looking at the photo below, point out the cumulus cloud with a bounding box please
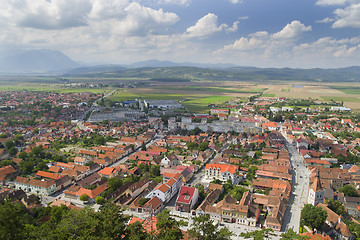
[316,17,335,23]
[332,3,360,28]
[214,21,315,66]
[293,37,360,58]
[185,13,238,38]
[272,20,311,39]
[14,0,92,30]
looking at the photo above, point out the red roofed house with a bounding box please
[205,163,239,184]
[99,167,118,178]
[262,122,278,131]
[176,186,199,212]
[0,165,17,185]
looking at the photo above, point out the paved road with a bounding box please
[281,134,309,232]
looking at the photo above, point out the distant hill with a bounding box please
[63,65,360,82]
[128,59,239,69]
[0,49,80,73]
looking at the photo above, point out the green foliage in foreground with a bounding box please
[0,201,234,240]
[300,204,327,231]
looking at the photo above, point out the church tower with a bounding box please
[307,170,324,206]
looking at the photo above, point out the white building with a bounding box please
[14,176,56,196]
[205,163,238,184]
[146,173,182,203]
[307,171,324,206]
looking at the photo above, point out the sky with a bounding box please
[1,0,360,68]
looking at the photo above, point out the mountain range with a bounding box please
[1,49,360,82]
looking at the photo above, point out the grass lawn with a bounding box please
[281,88,290,92]
[182,96,234,113]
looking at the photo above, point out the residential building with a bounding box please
[176,186,199,212]
[14,176,56,196]
[205,163,239,184]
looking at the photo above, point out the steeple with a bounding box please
[310,170,322,191]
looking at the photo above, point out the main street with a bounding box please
[281,133,310,232]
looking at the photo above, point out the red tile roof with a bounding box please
[176,186,196,204]
[205,163,238,175]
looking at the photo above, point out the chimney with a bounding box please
[338,215,342,224]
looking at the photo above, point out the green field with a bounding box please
[261,94,275,97]
[321,96,360,102]
[281,88,290,92]
[182,96,234,113]
[329,86,360,95]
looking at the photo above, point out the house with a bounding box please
[0,165,17,185]
[14,176,56,196]
[146,173,182,203]
[205,163,239,184]
[317,203,354,240]
[98,167,118,178]
[161,153,180,167]
[74,157,89,166]
[176,186,199,212]
[142,196,163,215]
[64,184,108,202]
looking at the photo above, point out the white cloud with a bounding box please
[332,3,360,28]
[89,0,129,20]
[316,17,335,23]
[157,0,192,6]
[316,0,356,6]
[229,0,243,3]
[185,13,238,38]
[271,20,311,39]
[14,0,92,30]
[293,37,360,59]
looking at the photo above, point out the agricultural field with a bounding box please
[1,76,360,112]
[108,81,261,112]
[262,83,360,112]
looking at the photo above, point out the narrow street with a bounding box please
[281,134,309,232]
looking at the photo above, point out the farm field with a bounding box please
[1,77,360,112]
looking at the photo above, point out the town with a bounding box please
[1,90,360,240]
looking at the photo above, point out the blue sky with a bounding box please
[0,0,360,68]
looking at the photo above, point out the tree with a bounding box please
[141,141,147,151]
[280,229,310,240]
[325,199,347,216]
[239,228,275,240]
[188,214,233,240]
[0,201,33,240]
[108,177,123,191]
[80,194,89,202]
[138,198,149,207]
[273,114,283,122]
[198,142,209,151]
[94,203,129,239]
[156,209,186,240]
[127,221,150,240]
[340,184,359,197]
[95,196,105,205]
[247,166,258,181]
[150,165,160,177]
[300,204,327,231]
